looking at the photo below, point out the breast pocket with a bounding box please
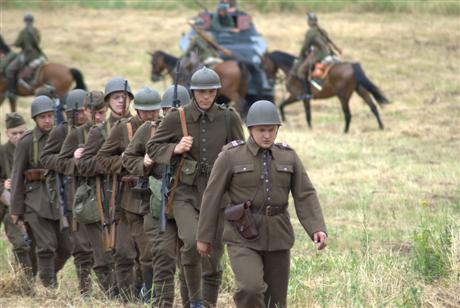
[232,164,257,187]
[275,163,294,187]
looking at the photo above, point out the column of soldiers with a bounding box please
[1,66,327,308]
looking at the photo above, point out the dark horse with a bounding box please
[149,50,249,114]
[262,50,390,133]
[0,35,86,112]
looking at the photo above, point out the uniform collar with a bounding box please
[189,100,218,122]
[247,136,276,159]
[33,125,47,140]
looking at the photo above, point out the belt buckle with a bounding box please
[265,205,272,216]
[200,163,209,176]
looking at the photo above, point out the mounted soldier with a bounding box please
[5,13,46,100]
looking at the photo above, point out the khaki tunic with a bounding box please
[299,26,331,61]
[14,25,42,63]
[197,137,327,250]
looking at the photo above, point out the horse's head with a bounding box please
[149,50,167,82]
[261,52,279,84]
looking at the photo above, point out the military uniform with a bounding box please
[211,4,237,32]
[0,131,37,280]
[146,69,245,305]
[197,100,327,308]
[299,27,331,63]
[10,97,72,288]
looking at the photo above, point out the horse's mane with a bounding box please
[267,50,296,69]
[156,50,178,67]
[0,34,11,54]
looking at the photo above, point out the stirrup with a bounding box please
[310,80,323,91]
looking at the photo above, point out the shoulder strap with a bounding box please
[32,131,39,165]
[126,122,134,142]
[224,107,231,143]
[149,122,156,138]
[178,108,189,137]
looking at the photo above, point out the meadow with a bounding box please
[0,4,459,307]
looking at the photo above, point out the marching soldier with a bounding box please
[5,13,43,100]
[146,67,245,308]
[57,90,116,296]
[0,113,37,283]
[123,84,190,307]
[40,88,96,296]
[78,77,141,301]
[197,100,327,308]
[96,86,162,302]
[10,96,72,289]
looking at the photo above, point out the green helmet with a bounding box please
[65,89,87,112]
[104,77,134,102]
[306,12,318,23]
[31,95,54,118]
[190,67,221,90]
[84,91,106,110]
[133,87,162,111]
[161,85,191,108]
[24,13,34,23]
[245,100,282,127]
[34,84,56,98]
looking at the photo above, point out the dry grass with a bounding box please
[0,7,459,307]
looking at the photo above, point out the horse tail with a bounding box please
[70,68,87,90]
[352,63,390,105]
[237,61,249,97]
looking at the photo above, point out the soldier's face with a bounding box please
[137,110,160,123]
[94,107,108,124]
[6,124,27,146]
[250,125,278,149]
[77,109,90,125]
[35,111,54,133]
[193,89,217,111]
[109,92,130,116]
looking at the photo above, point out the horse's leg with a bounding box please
[338,93,352,133]
[302,99,312,128]
[9,96,16,112]
[356,85,384,130]
[279,94,297,122]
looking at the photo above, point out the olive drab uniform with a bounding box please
[10,126,72,288]
[78,112,142,299]
[58,121,116,296]
[146,101,245,305]
[0,139,37,279]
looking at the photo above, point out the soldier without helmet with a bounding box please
[10,96,72,289]
[0,113,37,285]
[146,67,245,308]
[197,100,327,308]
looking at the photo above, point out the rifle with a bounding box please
[188,21,233,57]
[90,92,96,126]
[96,176,111,251]
[317,26,342,55]
[69,101,79,232]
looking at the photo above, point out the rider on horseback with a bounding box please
[184,18,222,66]
[5,13,45,100]
[294,12,340,99]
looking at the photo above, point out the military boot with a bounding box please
[95,267,118,298]
[179,270,190,308]
[140,267,153,303]
[38,258,57,288]
[7,77,17,100]
[76,265,92,296]
[15,251,35,295]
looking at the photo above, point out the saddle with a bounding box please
[18,56,46,89]
[312,62,334,80]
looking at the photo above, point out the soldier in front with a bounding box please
[10,96,72,289]
[197,100,328,308]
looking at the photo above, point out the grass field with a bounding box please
[0,6,459,307]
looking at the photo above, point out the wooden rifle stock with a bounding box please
[188,22,233,57]
[108,175,118,250]
[96,177,111,251]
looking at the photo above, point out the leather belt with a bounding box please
[252,204,287,216]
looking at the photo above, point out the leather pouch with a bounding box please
[224,202,259,240]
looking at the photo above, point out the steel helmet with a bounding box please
[24,13,34,23]
[84,91,106,110]
[190,67,221,90]
[306,12,318,23]
[133,87,162,111]
[104,77,134,102]
[65,89,87,112]
[31,95,54,118]
[161,85,191,108]
[245,100,282,127]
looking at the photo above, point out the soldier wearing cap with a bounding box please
[0,113,37,284]
[96,86,162,301]
[77,77,142,301]
[211,3,239,33]
[10,96,72,289]
[146,67,244,308]
[123,84,190,307]
[197,100,327,308]
[5,13,43,100]
[39,88,97,295]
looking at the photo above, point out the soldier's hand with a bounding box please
[74,148,84,160]
[10,214,19,225]
[144,153,153,167]
[313,231,327,250]
[174,136,193,154]
[4,178,12,190]
[197,240,212,257]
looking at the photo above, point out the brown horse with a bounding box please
[149,50,249,114]
[0,63,86,112]
[262,50,390,133]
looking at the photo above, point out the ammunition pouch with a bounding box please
[73,181,100,224]
[179,158,198,186]
[224,201,259,240]
[148,176,162,219]
[121,175,139,188]
[24,168,46,182]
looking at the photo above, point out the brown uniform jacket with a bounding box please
[197,137,327,251]
[96,116,144,214]
[58,122,92,176]
[0,141,15,205]
[40,122,69,174]
[146,102,244,208]
[10,127,59,220]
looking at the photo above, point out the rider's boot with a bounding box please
[7,77,17,100]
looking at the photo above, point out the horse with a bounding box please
[149,50,249,115]
[261,50,390,133]
[0,36,86,112]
